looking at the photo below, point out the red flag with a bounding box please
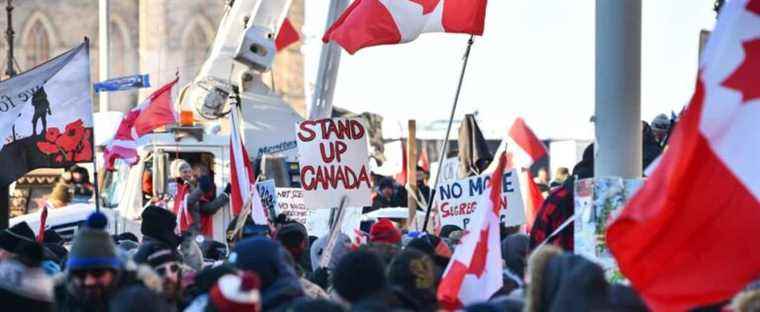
[275,18,300,51]
[229,106,267,224]
[103,78,179,170]
[418,147,430,173]
[437,152,506,309]
[503,118,547,232]
[507,118,547,168]
[36,204,49,242]
[323,0,488,54]
[394,140,407,185]
[606,1,760,310]
[522,171,545,232]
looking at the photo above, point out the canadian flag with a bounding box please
[229,105,267,224]
[503,118,547,232]
[323,0,488,54]
[606,1,760,310]
[275,18,300,51]
[103,77,179,170]
[437,152,506,309]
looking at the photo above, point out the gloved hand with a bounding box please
[224,183,231,195]
[198,175,213,193]
[309,267,331,290]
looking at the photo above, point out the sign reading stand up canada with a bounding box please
[296,117,372,209]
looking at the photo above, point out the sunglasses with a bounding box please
[156,263,180,276]
[72,268,112,279]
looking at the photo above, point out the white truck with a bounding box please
[11,0,306,243]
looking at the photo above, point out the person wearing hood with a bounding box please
[332,250,406,310]
[524,245,647,312]
[501,233,530,297]
[54,212,165,312]
[387,249,438,311]
[228,237,305,311]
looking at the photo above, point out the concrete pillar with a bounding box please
[594,0,642,178]
[99,0,110,112]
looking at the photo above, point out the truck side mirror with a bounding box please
[153,151,169,197]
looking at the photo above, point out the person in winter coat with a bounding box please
[0,237,54,311]
[387,249,438,311]
[54,212,165,312]
[524,245,647,312]
[229,237,305,311]
[170,160,231,237]
[133,241,185,309]
[331,250,407,310]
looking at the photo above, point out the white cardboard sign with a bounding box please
[296,118,372,209]
[434,168,526,230]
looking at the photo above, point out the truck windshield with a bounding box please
[101,160,131,208]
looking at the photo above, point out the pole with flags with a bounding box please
[421,35,476,232]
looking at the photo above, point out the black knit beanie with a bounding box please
[332,250,387,303]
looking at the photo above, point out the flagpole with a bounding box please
[86,37,103,214]
[422,35,475,232]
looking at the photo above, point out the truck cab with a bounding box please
[102,127,234,242]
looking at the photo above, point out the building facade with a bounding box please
[1,0,305,215]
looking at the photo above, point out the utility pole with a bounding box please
[594,0,642,178]
[1,0,15,229]
[98,0,110,112]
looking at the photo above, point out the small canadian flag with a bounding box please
[437,151,506,309]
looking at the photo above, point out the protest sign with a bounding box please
[433,168,526,230]
[256,179,278,219]
[430,157,460,184]
[574,177,643,283]
[296,117,372,209]
[274,187,362,239]
[275,187,308,225]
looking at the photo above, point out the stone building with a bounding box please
[1,0,305,215]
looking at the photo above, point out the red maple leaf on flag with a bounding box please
[467,229,489,278]
[410,0,441,15]
[722,39,760,104]
[748,0,760,15]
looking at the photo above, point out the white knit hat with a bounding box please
[170,159,191,179]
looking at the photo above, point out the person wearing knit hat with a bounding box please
[369,218,402,245]
[133,241,183,305]
[332,250,387,304]
[229,237,305,310]
[207,271,262,312]
[54,212,124,311]
[141,205,181,248]
[0,221,36,260]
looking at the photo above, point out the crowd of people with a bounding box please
[2,115,759,312]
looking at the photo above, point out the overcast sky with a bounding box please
[302,0,717,140]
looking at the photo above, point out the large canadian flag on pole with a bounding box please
[229,105,267,224]
[322,0,488,54]
[103,77,178,169]
[606,1,760,310]
[437,152,506,309]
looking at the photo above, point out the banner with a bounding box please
[275,187,361,238]
[256,179,278,219]
[296,117,372,209]
[574,177,643,283]
[433,169,526,230]
[93,74,150,93]
[0,41,93,187]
